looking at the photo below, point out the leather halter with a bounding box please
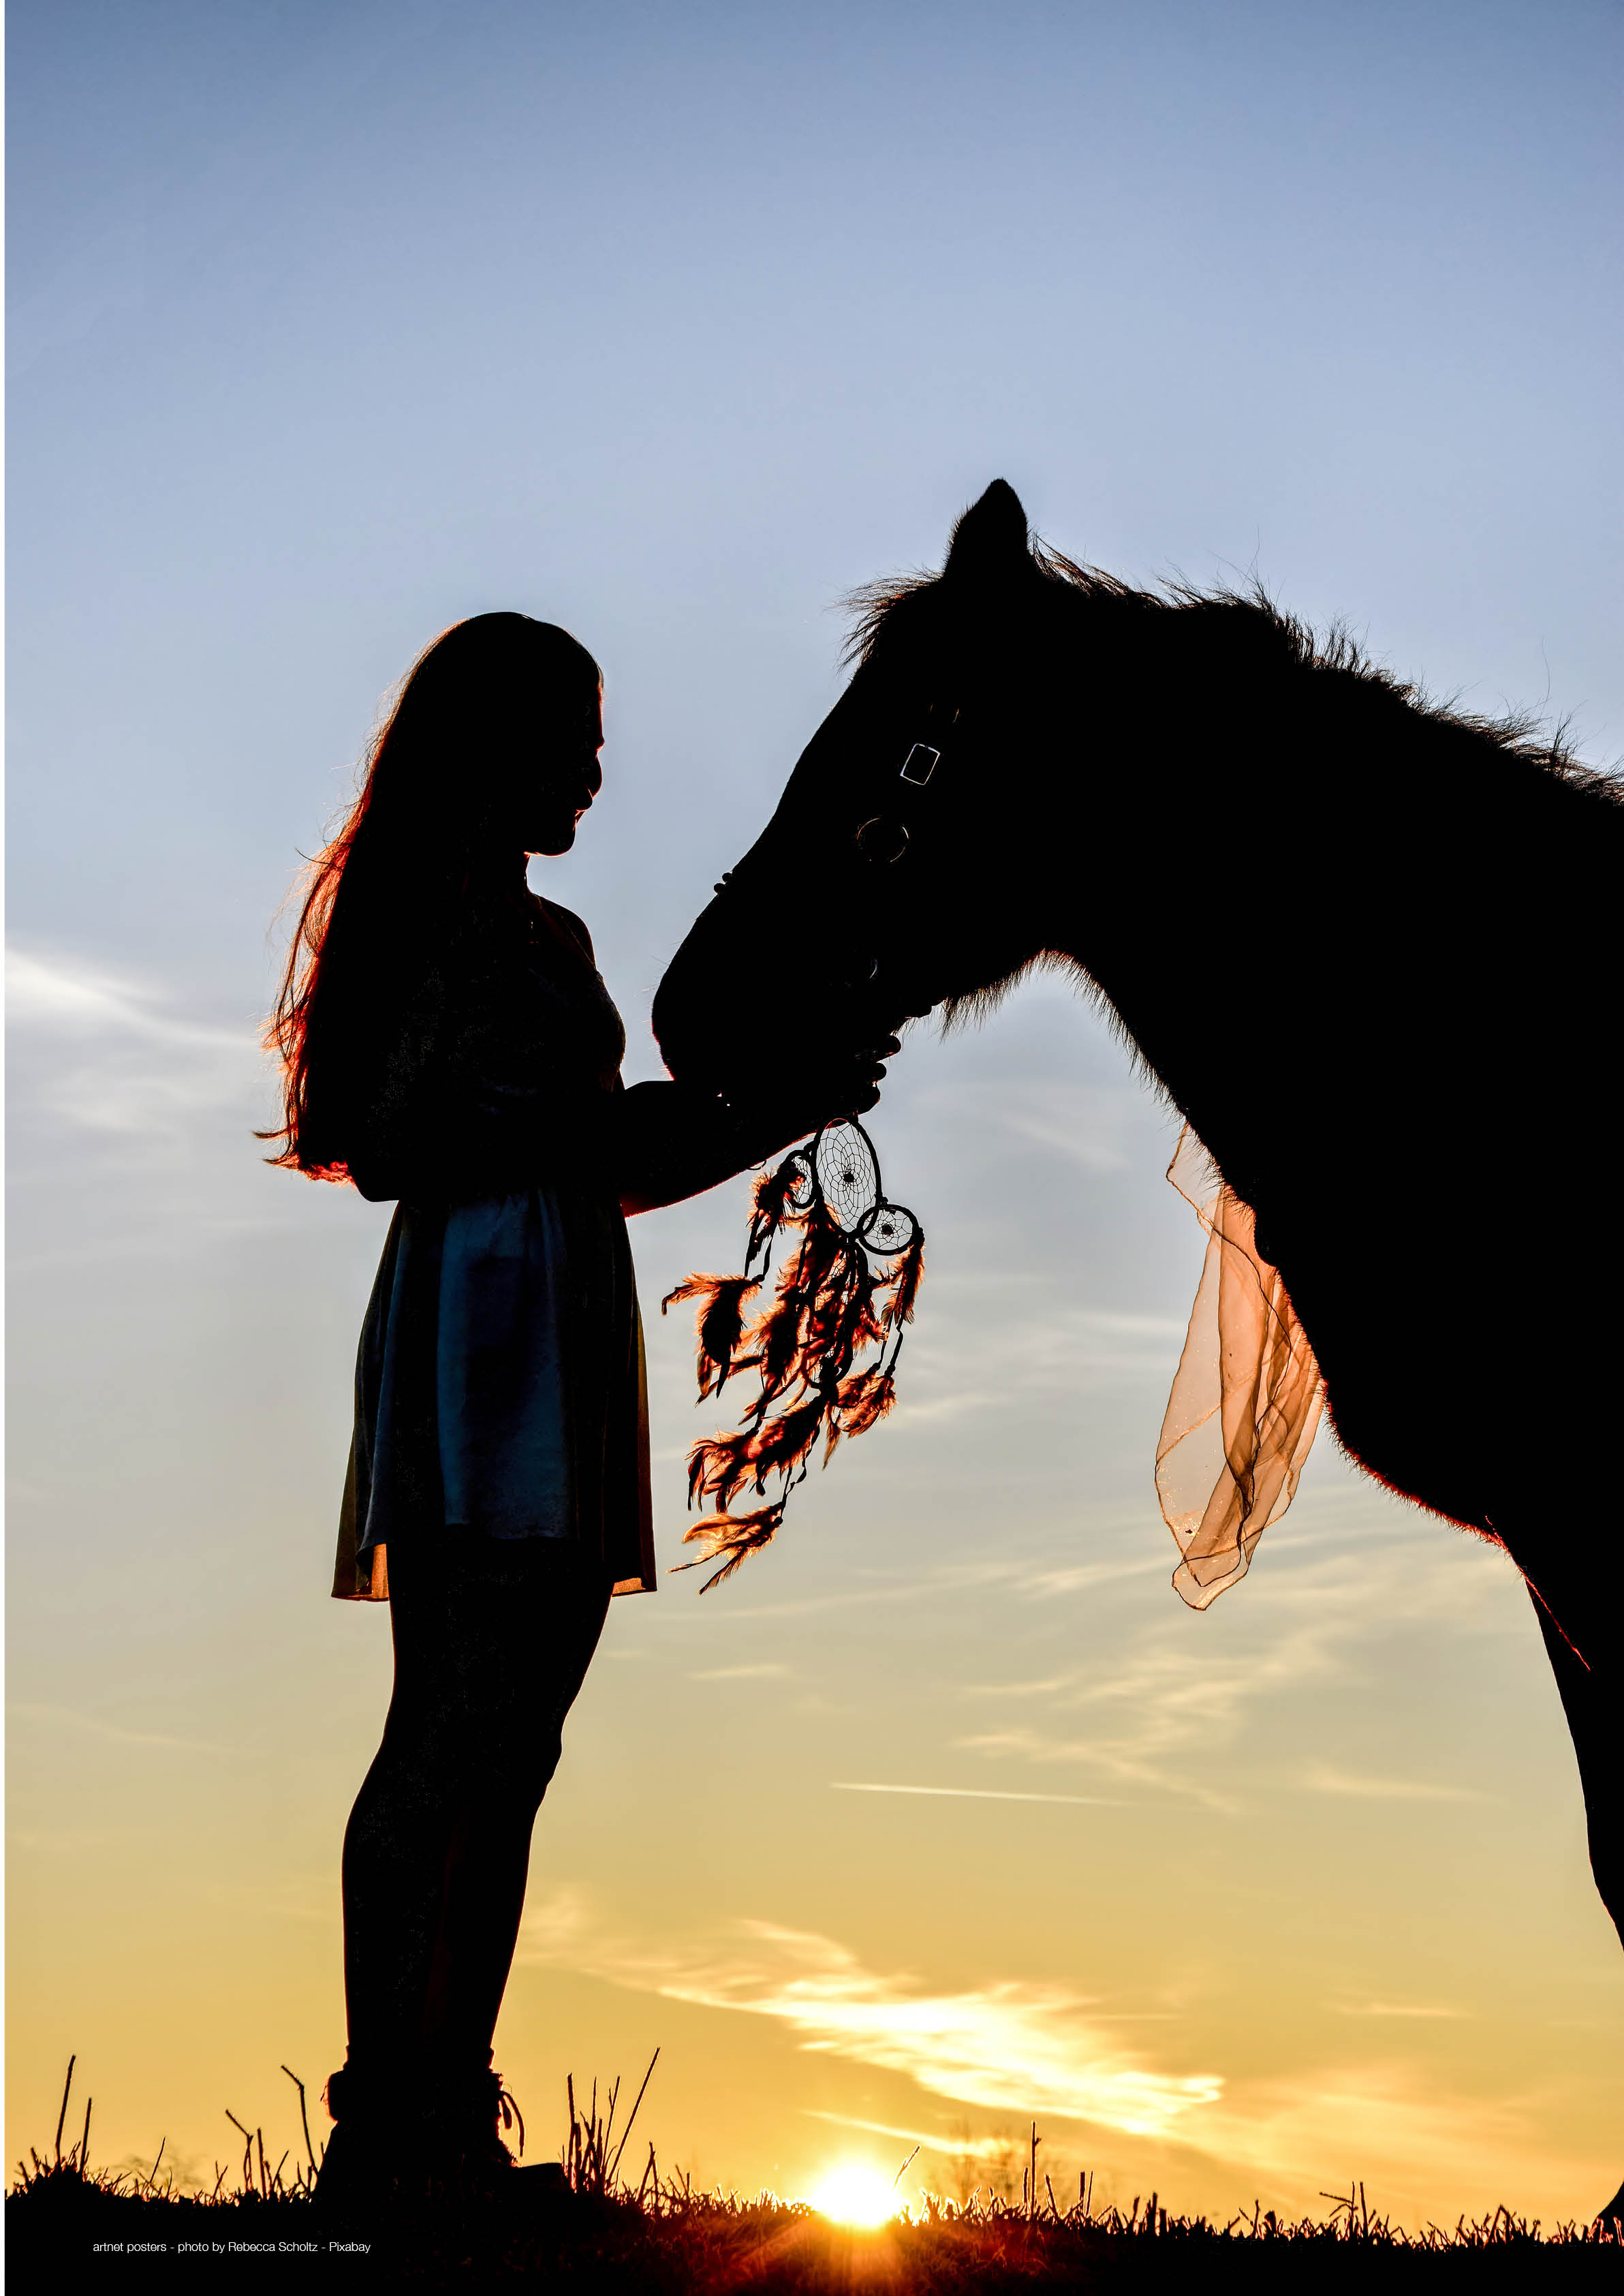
[838,717,956,995]
[706,714,956,999]
[854,730,948,869]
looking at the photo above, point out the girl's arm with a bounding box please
[610,1038,897,1217]
[342,904,896,1208]
[348,1049,894,1211]
[539,896,896,1213]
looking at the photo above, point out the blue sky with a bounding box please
[8,0,1622,2218]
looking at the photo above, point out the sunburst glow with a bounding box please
[809,2162,900,2227]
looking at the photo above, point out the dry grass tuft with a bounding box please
[10,2057,1621,2286]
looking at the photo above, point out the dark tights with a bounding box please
[340,1538,611,2082]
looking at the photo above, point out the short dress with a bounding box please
[332,896,656,1602]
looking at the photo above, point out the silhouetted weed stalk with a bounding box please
[11,2055,1621,2280]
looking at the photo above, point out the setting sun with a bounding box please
[809,2163,901,2228]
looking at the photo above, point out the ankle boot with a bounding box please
[427,2056,529,2199]
[313,2059,406,2213]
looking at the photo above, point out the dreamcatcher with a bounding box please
[661,1118,924,1590]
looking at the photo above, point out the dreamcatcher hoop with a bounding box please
[661,1115,924,1591]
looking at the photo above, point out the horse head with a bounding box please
[652,480,1074,1093]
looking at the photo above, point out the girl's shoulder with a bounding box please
[531,895,595,969]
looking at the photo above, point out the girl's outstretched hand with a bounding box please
[614,1034,901,1217]
[757,1031,901,1137]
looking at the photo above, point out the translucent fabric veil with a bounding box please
[1156,1126,1324,1608]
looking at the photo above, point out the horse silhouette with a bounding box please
[653,481,1623,2214]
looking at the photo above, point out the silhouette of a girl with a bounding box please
[265,614,891,2203]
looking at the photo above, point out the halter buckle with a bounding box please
[900,743,940,786]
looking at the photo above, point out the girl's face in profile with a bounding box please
[523,681,604,858]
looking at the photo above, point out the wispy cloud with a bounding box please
[917,1075,1148,1177]
[518,1893,1614,2217]
[988,1082,1140,1174]
[691,1662,792,1681]
[801,2108,1014,2164]
[516,1899,1222,2140]
[898,1293,1186,1421]
[951,1542,1524,1808]
[963,1673,1088,1698]
[7,944,264,1148]
[8,1700,220,1754]
[831,1782,1121,1808]
[7,946,250,1051]
[1332,2001,1471,2020]
[7,1827,136,1853]
[1303,1764,1494,1804]
[1187,2063,1599,2217]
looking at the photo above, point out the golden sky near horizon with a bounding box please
[8,0,1622,2234]
[10,972,1623,2226]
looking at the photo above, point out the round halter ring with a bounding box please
[856,816,909,865]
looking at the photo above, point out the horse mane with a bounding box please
[844,542,1617,799]
[843,541,1618,1042]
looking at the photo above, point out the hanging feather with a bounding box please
[836,1364,897,1440]
[886,1230,926,1335]
[660,1272,762,1399]
[740,1392,830,1492]
[662,1115,924,1592]
[674,1499,788,1592]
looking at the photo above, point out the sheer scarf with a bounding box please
[1156,1127,1324,1607]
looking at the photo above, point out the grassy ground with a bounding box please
[10,2062,1622,2288]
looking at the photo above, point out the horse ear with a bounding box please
[943,480,1031,579]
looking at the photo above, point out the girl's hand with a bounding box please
[751,1033,901,1140]
[616,1037,901,1217]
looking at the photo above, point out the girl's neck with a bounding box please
[465,846,533,901]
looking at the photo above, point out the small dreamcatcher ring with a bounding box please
[856,1202,919,1256]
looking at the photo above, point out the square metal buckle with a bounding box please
[900,743,940,786]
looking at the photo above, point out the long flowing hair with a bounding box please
[263,612,602,1181]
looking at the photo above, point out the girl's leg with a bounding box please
[417,1544,612,2068]
[339,1593,465,2069]
[339,1540,611,2080]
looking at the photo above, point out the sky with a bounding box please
[7,0,1623,2228]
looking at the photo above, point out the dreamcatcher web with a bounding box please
[814,1119,880,1232]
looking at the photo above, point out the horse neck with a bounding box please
[1034,610,1456,1207]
